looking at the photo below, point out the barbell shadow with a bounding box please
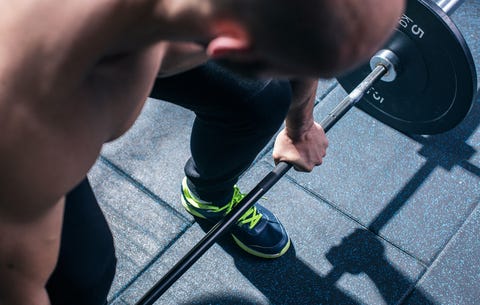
[317,80,480,305]
[191,219,436,305]
[367,115,477,236]
[406,92,480,178]
[318,81,480,305]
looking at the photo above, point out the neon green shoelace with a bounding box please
[183,178,263,229]
[230,186,263,229]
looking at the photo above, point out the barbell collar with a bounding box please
[369,49,400,82]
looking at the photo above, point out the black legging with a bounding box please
[46,62,292,304]
[46,179,117,305]
[151,62,292,203]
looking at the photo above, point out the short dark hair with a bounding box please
[211,0,405,77]
[212,0,346,75]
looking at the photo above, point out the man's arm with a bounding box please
[0,199,64,305]
[272,79,328,172]
[0,74,112,304]
[0,2,165,303]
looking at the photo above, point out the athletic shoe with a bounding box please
[181,177,291,258]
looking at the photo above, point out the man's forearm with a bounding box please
[285,79,318,139]
[273,78,328,172]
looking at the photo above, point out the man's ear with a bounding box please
[206,21,251,58]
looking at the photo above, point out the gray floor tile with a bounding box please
[100,98,195,219]
[262,86,480,265]
[237,163,428,305]
[114,223,269,305]
[452,0,480,87]
[404,202,480,305]
[118,163,426,305]
[88,160,192,301]
[439,0,480,171]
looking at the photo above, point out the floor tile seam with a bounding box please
[422,195,480,266]
[393,272,428,305]
[99,155,191,223]
[99,198,172,247]
[253,141,276,166]
[396,199,480,305]
[421,197,480,272]
[108,221,194,304]
[257,160,429,267]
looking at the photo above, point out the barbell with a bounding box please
[137,0,478,303]
[339,0,477,134]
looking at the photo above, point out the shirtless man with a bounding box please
[0,1,405,304]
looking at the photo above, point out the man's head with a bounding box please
[170,0,405,78]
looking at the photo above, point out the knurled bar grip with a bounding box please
[135,65,387,305]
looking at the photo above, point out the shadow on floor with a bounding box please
[174,219,435,305]
[176,92,480,305]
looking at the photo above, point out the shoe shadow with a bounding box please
[191,220,437,305]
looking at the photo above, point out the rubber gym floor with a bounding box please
[88,1,480,304]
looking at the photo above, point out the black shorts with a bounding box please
[46,179,117,305]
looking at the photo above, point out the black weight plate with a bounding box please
[338,0,477,134]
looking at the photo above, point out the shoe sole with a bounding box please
[232,234,291,259]
[181,196,211,219]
